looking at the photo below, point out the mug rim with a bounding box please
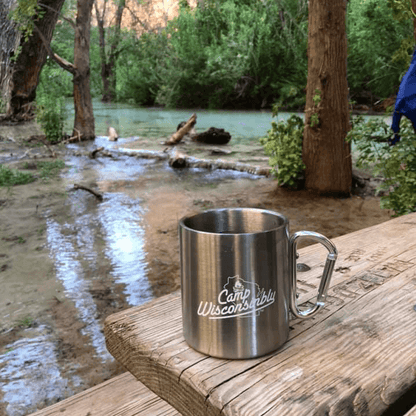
[178,207,288,236]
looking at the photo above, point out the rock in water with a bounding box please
[193,127,231,145]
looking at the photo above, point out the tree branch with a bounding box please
[38,2,76,29]
[33,24,76,74]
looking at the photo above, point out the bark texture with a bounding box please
[95,0,126,103]
[0,0,20,115]
[302,0,352,195]
[73,0,95,140]
[5,0,66,120]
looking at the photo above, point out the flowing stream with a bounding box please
[0,102,392,415]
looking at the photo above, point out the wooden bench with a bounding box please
[104,213,416,416]
[29,372,180,416]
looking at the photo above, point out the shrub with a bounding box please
[260,106,305,187]
[347,111,416,216]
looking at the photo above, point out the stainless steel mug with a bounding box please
[179,208,337,359]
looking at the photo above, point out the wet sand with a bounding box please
[0,122,392,415]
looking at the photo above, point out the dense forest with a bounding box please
[35,0,413,112]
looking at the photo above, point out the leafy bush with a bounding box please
[260,107,305,187]
[116,0,308,109]
[347,0,413,100]
[36,96,66,143]
[347,112,416,216]
[37,67,67,143]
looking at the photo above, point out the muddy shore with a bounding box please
[0,120,392,415]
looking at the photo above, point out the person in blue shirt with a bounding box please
[390,48,416,145]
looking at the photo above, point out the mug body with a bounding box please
[179,208,290,359]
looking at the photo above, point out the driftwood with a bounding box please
[70,147,271,177]
[168,147,188,168]
[73,183,103,201]
[89,147,104,159]
[108,127,118,141]
[62,128,82,144]
[27,135,57,158]
[165,113,197,145]
[165,147,271,176]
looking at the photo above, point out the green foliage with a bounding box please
[347,114,416,216]
[37,64,68,143]
[387,0,416,21]
[17,316,34,328]
[37,160,66,181]
[347,0,413,99]
[31,0,416,111]
[9,0,43,42]
[36,96,66,143]
[0,165,35,187]
[260,107,305,187]
[117,0,308,109]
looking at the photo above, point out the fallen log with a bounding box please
[89,147,104,159]
[165,149,271,176]
[165,113,197,145]
[168,147,188,168]
[73,183,103,201]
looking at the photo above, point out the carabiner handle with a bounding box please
[289,231,338,319]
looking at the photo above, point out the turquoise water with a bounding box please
[65,100,291,144]
[64,99,392,145]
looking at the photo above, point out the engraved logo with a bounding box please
[197,275,276,320]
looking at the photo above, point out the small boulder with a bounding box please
[192,127,231,145]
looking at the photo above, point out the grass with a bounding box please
[17,316,34,328]
[0,164,35,187]
[37,159,66,181]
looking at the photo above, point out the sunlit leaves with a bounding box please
[260,114,305,188]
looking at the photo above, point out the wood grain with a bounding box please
[105,213,416,416]
[29,372,180,416]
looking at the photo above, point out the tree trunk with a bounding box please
[0,0,19,115]
[302,0,352,196]
[95,2,112,102]
[4,0,66,120]
[73,0,95,140]
[95,0,125,103]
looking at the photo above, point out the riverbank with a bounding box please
[0,120,392,415]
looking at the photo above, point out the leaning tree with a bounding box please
[3,0,95,140]
[1,0,66,120]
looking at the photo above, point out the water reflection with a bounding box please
[98,194,152,306]
[46,216,113,362]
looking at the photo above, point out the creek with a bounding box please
[0,102,392,416]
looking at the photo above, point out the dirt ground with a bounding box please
[0,121,392,415]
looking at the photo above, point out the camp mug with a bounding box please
[178,208,338,359]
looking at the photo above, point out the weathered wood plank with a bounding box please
[29,372,180,416]
[105,213,416,416]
